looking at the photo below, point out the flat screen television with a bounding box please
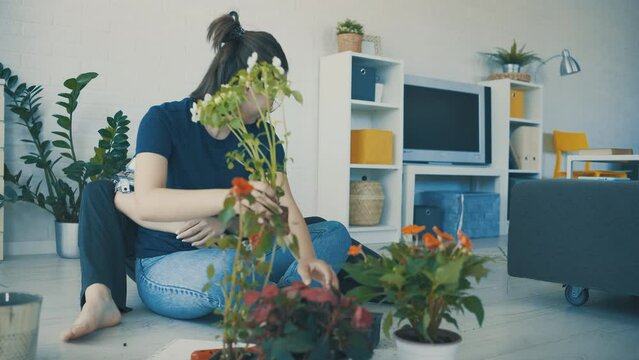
[403,75,491,165]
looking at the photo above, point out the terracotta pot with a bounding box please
[191,346,261,360]
[337,33,363,53]
[393,327,462,360]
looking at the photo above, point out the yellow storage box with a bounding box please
[350,129,393,165]
[510,90,525,119]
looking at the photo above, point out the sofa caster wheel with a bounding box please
[565,285,589,306]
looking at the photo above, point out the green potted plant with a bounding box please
[189,53,304,360]
[0,63,131,258]
[336,19,364,53]
[483,39,541,73]
[343,225,491,360]
[243,281,374,360]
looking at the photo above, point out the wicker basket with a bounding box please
[488,72,531,82]
[337,33,363,53]
[349,180,384,226]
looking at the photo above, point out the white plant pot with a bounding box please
[394,328,462,360]
[55,221,80,259]
[502,63,521,73]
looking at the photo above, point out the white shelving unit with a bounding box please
[317,52,404,244]
[480,79,543,221]
[0,79,5,260]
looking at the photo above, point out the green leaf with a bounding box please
[282,331,314,353]
[98,128,113,138]
[380,272,405,288]
[343,331,373,360]
[4,186,18,202]
[291,90,303,104]
[76,72,98,85]
[442,313,459,330]
[52,140,71,149]
[382,311,394,338]
[464,260,490,283]
[434,257,464,286]
[54,115,71,130]
[218,206,236,226]
[340,262,384,287]
[216,235,236,249]
[55,101,71,112]
[202,282,211,292]
[347,285,383,303]
[8,75,18,88]
[207,264,215,279]
[462,295,484,326]
[52,131,70,140]
[63,78,78,90]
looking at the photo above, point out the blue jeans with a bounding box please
[135,221,351,319]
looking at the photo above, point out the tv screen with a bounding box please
[402,75,490,165]
[404,85,479,153]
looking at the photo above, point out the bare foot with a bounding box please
[61,284,122,341]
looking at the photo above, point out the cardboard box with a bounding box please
[510,90,525,118]
[351,129,393,165]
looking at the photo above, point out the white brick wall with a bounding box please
[1,0,639,255]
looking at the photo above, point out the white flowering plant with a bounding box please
[190,54,304,359]
[192,53,301,188]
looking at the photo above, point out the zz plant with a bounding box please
[0,63,131,222]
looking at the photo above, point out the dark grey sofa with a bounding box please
[508,179,639,305]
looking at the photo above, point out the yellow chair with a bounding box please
[553,130,628,179]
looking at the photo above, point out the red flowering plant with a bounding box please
[191,53,304,359]
[244,282,374,360]
[342,225,491,344]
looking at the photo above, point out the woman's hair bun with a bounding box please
[207,10,245,51]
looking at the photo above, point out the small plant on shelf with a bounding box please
[336,19,365,53]
[482,39,541,73]
[336,19,364,35]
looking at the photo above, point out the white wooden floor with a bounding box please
[1,237,638,360]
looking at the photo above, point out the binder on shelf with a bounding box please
[577,148,633,156]
[577,176,631,181]
[510,126,539,170]
[510,90,525,118]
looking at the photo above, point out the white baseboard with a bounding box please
[6,240,56,256]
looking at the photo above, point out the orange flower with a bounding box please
[458,230,473,249]
[422,232,442,250]
[348,244,363,256]
[432,226,455,242]
[401,224,426,236]
[231,177,253,195]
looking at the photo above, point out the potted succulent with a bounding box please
[343,225,491,360]
[336,19,364,53]
[483,39,541,73]
[189,53,303,360]
[0,63,131,258]
[243,281,374,360]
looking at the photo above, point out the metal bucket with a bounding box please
[55,221,80,259]
[0,292,43,360]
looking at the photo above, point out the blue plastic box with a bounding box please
[416,191,500,238]
[351,64,376,101]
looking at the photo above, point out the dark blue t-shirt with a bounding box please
[135,97,285,258]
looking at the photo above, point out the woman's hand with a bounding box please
[235,181,282,216]
[297,258,339,289]
[176,217,224,248]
